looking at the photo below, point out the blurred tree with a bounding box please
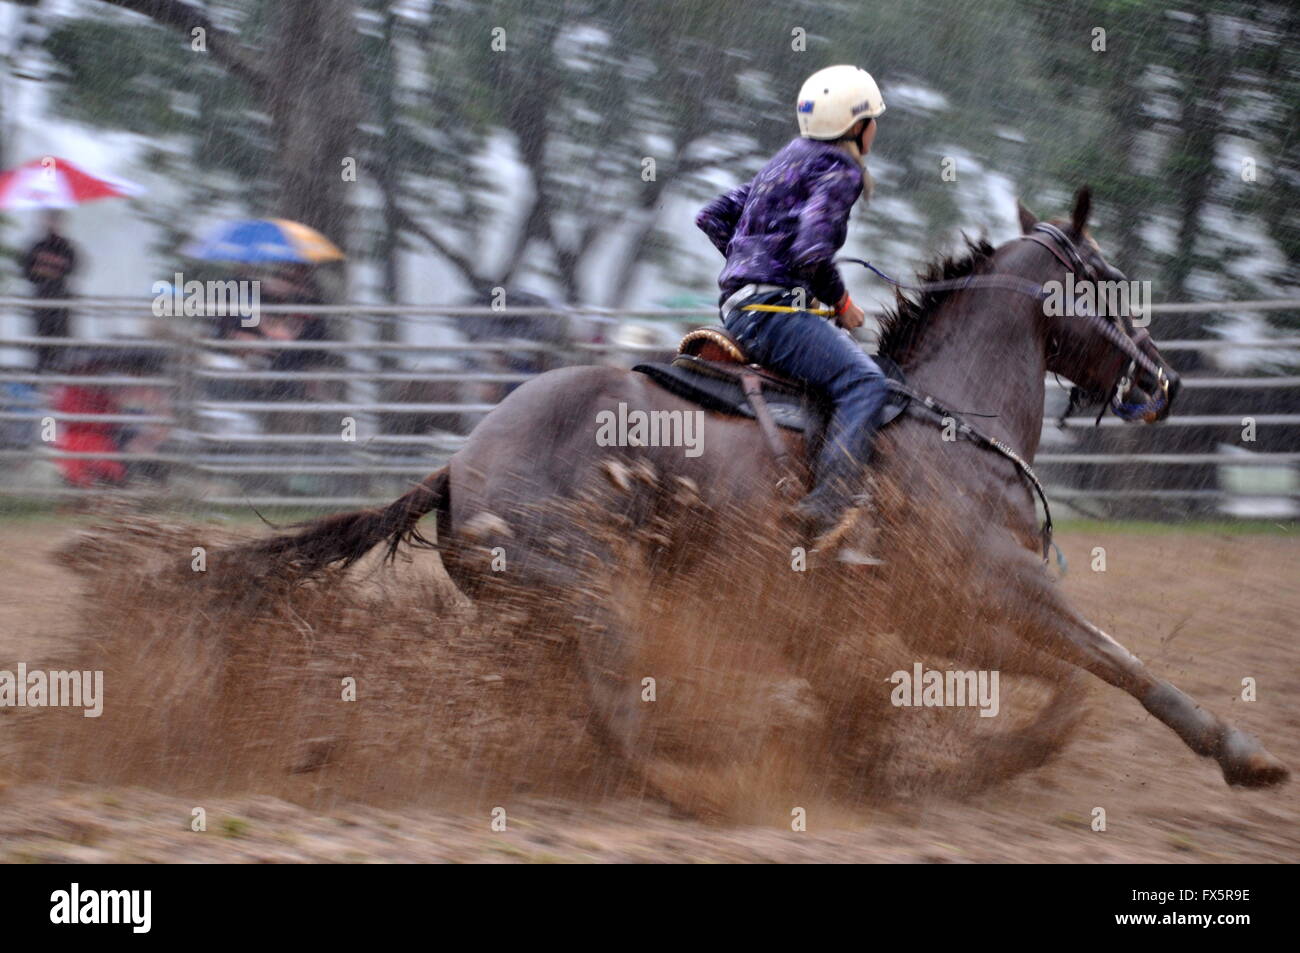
[385,0,809,304]
[1024,0,1298,333]
[28,0,1297,318]
[0,0,46,290]
[45,0,360,268]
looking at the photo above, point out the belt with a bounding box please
[720,283,835,320]
[720,283,787,318]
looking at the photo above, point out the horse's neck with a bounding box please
[900,291,1047,459]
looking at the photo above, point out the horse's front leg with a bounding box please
[980,541,1289,788]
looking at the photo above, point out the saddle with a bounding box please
[631,326,908,498]
[631,325,907,435]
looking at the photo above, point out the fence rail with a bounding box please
[1,296,1296,516]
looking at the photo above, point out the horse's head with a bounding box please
[1017,187,1180,423]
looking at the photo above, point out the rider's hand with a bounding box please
[836,295,866,331]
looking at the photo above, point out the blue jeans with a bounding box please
[724,291,889,487]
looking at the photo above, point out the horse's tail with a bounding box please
[240,466,449,574]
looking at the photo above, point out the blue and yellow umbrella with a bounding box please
[182,218,345,264]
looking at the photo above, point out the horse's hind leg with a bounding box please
[978,540,1288,788]
[443,512,727,813]
[570,526,830,819]
[569,578,752,816]
[573,568,825,820]
[571,603,684,795]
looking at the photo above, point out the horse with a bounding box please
[235,188,1288,811]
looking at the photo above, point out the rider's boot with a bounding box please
[793,425,877,554]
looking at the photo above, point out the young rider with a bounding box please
[696,65,890,547]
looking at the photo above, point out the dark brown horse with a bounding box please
[239,189,1288,810]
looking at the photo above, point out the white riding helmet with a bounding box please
[796,65,886,140]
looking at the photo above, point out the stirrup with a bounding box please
[806,504,865,554]
[835,546,884,566]
[806,490,881,563]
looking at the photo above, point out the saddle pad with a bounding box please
[632,353,911,434]
[632,360,815,431]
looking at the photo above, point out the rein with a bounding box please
[836,256,1048,300]
[890,382,1057,565]
[838,224,1170,423]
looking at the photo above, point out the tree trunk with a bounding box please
[265,0,362,267]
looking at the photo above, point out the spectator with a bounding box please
[51,347,168,489]
[232,266,339,441]
[52,380,125,488]
[260,265,328,379]
[22,210,79,372]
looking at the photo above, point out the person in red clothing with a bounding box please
[52,381,126,488]
[50,347,170,488]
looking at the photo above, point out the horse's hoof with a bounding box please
[1219,729,1290,788]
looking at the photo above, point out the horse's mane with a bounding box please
[877,236,997,365]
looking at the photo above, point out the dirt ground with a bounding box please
[0,515,1295,863]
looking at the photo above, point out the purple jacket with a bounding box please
[696,137,863,307]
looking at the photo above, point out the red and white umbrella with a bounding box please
[0,156,144,210]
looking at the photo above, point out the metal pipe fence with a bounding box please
[0,296,1296,517]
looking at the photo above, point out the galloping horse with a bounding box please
[238,189,1288,808]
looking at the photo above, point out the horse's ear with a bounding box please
[1016,199,1037,235]
[1071,186,1092,234]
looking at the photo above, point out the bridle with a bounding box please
[1019,223,1171,424]
[839,223,1173,423]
